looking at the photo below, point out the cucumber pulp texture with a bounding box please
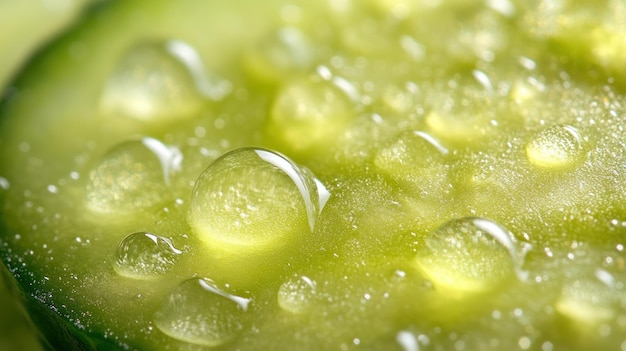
[2,0,626,350]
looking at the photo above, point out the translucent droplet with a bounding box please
[555,275,617,326]
[267,76,356,154]
[415,217,529,295]
[374,131,448,196]
[114,232,182,279]
[375,130,448,173]
[245,26,314,83]
[525,125,585,170]
[100,40,217,121]
[188,148,327,251]
[277,274,317,314]
[86,137,182,213]
[154,278,251,346]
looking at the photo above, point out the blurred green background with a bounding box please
[0,1,95,349]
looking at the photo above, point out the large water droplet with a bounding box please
[415,217,529,295]
[188,147,327,251]
[100,40,224,122]
[113,232,182,279]
[277,274,318,314]
[525,125,585,170]
[85,137,182,214]
[154,278,251,346]
[267,75,356,155]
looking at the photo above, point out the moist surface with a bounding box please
[1,0,626,350]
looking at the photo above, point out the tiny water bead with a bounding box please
[113,232,182,279]
[277,274,318,314]
[525,125,585,170]
[267,74,357,155]
[415,217,529,295]
[188,147,327,252]
[85,137,182,214]
[100,40,211,122]
[154,278,251,346]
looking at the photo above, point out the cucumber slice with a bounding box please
[2,0,626,350]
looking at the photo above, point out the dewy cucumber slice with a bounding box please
[2,0,626,350]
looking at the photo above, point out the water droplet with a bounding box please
[374,131,448,195]
[555,275,617,325]
[154,278,251,346]
[0,176,10,190]
[525,125,585,170]
[267,76,356,154]
[100,40,218,121]
[277,274,317,314]
[245,26,314,82]
[415,217,529,295]
[188,148,327,251]
[113,232,182,279]
[375,131,448,171]
[86,137,182,213]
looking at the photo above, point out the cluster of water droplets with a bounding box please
[7,1,626,350]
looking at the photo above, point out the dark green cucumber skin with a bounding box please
[0,2,132,349]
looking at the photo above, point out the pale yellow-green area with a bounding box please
[0,0,96,88]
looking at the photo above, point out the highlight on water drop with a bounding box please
[414,217,530,295]
[99,39,228,122]
[187,147,328,253]
[154,278,251,346]
[113,232,183,279]
[85,137,182,214]
[525,125,585,170]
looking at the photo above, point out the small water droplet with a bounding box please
[415,217,529,295]
[525,125,585,170]
[114,232,182,279]
[86,137,182,214]
[556,275,617,325]
[154,278,251,346]
[277,274,317,314]
[100,40,213,121]
[374,131,448,195]
[267,76,356,154]
[245,26,314,82]
[188,148,328,251]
